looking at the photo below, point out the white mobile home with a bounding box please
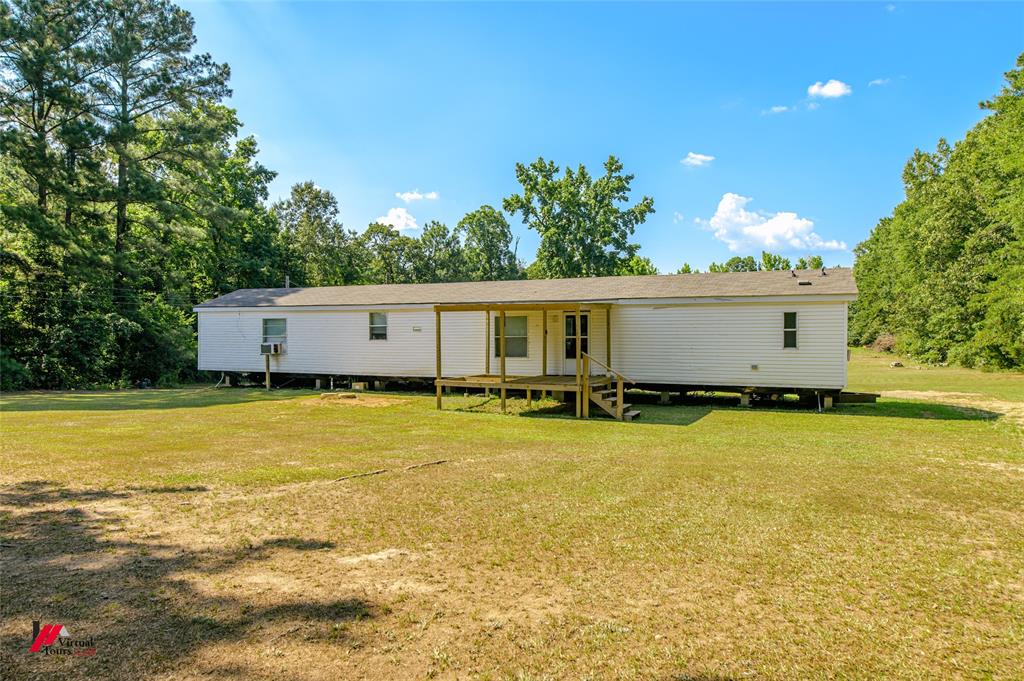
[195,268,857,420]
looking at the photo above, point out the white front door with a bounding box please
[562,312,589,375]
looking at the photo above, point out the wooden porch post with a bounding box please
[499,309,507,413]
[484,311,491,396]
[575,303,582,417]
[435,308,442,410]
[616,377,624,421]
[582,354,590,418]
[606,306,612,367]
[542,311,548,377]
[264,354,271,391]
[540,310,548,399]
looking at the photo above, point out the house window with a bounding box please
[783,312,798,348]
[262,318,287,344]
[369,312,388,340]
[494,315,528,358]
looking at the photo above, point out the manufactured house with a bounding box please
[195,268,857,420]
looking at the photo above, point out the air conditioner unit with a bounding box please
[260,343,284,355]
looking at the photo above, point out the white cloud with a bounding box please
[681,152,715,168]
[763,105,791,115]
[673,211,685,224]
[376,207,419,231]
[395,190,439,203]
[807,101,820,111]
[868,78,891,87]
[807,79,852,98]
[885,4,896,12]
[697,193,847,252]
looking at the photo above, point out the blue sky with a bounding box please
[183,1,1023,272]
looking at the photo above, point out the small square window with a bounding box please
[369,312,388,340]
[262,318,286,344]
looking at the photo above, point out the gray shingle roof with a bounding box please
[196,268,857,308]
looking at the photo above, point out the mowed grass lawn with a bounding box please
[1,352,1022,680]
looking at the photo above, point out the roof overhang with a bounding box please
[433,301,613,312]
[194,293,854,314]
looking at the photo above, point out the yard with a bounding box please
[1,351,1022,680]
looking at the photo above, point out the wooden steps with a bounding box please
[580,353,640,422]
[588,383,641,422]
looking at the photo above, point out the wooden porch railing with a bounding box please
[580,352,635,420]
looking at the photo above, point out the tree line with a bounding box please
[850,54,1023,369]
[697,253,824,274]
[0,0,665,388]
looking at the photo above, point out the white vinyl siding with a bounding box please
[198,300,847,389]
[200,309,548,378]
[610,301,847,389]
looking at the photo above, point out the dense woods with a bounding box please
[0,0,662,389]
[850,55,1024,369]
[2,1,1020,390]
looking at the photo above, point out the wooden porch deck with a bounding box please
[432,301,639,420]
[435,374,611,392]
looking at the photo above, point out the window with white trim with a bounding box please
[494,315,528,358]
[262,318,287,344]
[369,312,388,340]
[783,312,798,348]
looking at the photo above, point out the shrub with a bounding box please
[870,333,898,353]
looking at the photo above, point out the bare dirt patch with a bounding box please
[299,393,407,408]
[881,390,1024,427]
[336,548,410,566]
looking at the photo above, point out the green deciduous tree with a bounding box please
[795,255,824,270]
[457,205,521,281]
[273,181,364,287]
[759,251,792,271]
[616,255,659,276]
[414,221,465,283]
[851,52,1024,368]
[707,251,801,273]
[503,155,654,278]
[361,223,418,285]
[708,255,758,272]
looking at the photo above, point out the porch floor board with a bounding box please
[436,374,611,392]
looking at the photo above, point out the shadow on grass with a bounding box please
[447,391,1001,426]
[637,393,1002,424]
[0,480,374,680]
[449,393,716,426]
[0,387,314,412]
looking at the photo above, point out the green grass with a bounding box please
[1,353,1022,680]
[848,347,1024,401]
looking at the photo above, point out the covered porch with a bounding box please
[433,302,639,421]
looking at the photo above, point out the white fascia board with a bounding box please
[193,303,437,313]
[612,294,857,306]
[193,294,856,313]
